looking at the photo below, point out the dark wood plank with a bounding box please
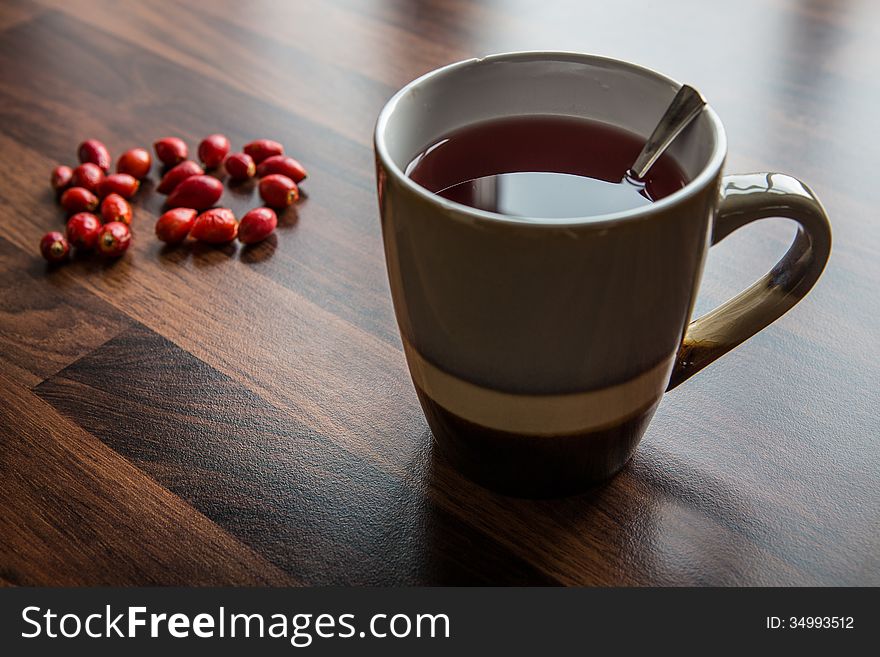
[0,236,133,386]
[35,323,557,585]
[35,0,394,147]
[0,0,877,586]
[0,370,296,586]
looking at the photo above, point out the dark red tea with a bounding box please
[406,115,688,218]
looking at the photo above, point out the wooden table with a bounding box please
[1,0,877,586]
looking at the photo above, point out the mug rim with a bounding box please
[374,50,728,228]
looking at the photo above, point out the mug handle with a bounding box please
[667,172,832,390]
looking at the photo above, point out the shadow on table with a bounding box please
[420,433,767,585]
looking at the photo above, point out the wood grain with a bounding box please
[0,0,877,585]
[0,236,132,386]
[36,323,556,585]
[0,371,295,586]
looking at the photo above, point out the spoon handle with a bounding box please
[628,84,706,180]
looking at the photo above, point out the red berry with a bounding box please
[66,212,102,249]
[154,137,188,166]
[97,173,139,199]
[155,208,197,244]
[191,208,238,244]
[100,193,133,225]
[77,139,111,173]
[51,165,73,193]
[97,221,131,257]
[40,231,69,263]
[117,148,152,179]
[243,139,283,164]
[198,134,230,169]
[60,187,99,215]
[259,174,298,208]
[157,160,203,194]
[223,152,255,182]
[70,163,105,194]
[256,155,307,183]
[166,174,223,210]
[238,207,277,244]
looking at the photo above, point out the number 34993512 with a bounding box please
[766,617,854,629]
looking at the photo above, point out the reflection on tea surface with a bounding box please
[437,170,654,218]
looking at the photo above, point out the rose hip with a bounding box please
[244,139,283,164]
[97,173,140,199]
[51,165,73,193]
[154,137,188,166]
[60,187,99,215]
[66,212,102,250]
[198,133,230,169]
[238,207,277,244]
[259,174,298,208]
[97,221,131,257]
[191,208,238,244]
[223,152,255,182]
[157,160,203,194]
[256,155,307,183]
[166,174,223,210]
[77,139,111,172]
[155,208,197,244]
[40,231,69,263]
[117,147,152,179]
[100,193,133,225]
[70,163,105,193]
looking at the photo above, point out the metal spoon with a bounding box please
[626,84,706,182]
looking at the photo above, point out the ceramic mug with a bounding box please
[374,52,831,496]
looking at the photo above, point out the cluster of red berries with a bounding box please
[40,135,307,263]
[154,135,307,245]
[42,139,141,262]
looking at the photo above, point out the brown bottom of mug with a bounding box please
[415,383,658,498]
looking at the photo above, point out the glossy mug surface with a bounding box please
[374,52,831,496]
